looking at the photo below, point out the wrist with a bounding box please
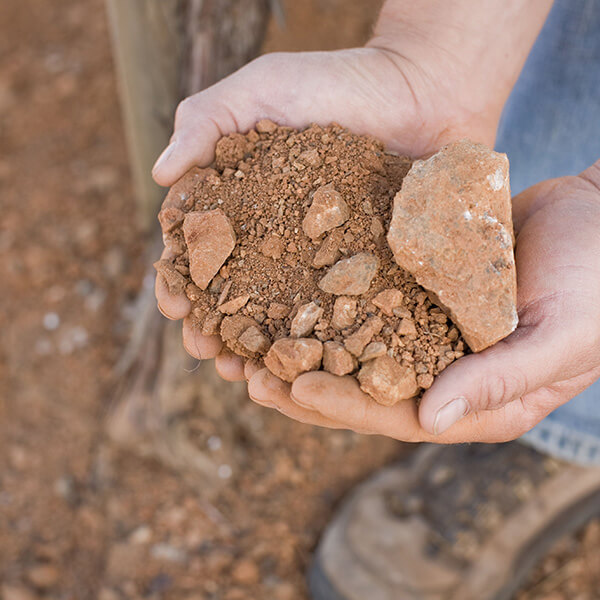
[367,0,553,146]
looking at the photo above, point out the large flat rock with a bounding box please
[387,140,518,352]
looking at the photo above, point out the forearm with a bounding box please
[368,0,553,135]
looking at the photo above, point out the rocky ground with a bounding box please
[0,0,598,599]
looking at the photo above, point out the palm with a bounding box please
[507,176,600,411]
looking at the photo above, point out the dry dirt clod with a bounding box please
[397,317,417,338]
[256,118,278,133]
[387,139,517,351]
[218,294,250,315]
[183,209,236,290]
[372,289,404,316]
[202,312,223,336]
[357,355,418,406]
[154,259,188,295]
[417,372,435,389]
[344,316,384,357]
[260,233,285,259]
[318,253,378,296]
[331,297,358,330]
[220,315,264,358]
[302,184,350,240]
[267,303,290,319]
[290,301,324,337]
[312,228,343,268]
[359,341,387,362]
[239,326,271,354]
[158,206,185,233]
[264,338,323,382]
[323,341,357,376]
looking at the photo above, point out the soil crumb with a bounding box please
[156,122,468,404]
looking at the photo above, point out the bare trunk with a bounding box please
[106,0,272,491]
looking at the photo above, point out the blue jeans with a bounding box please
[495,0,600,465]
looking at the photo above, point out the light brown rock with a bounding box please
[256,118,277,133]
[344,316,384,357]
[323,341,357,376]
[264,338,323,382]
[153,259,187,295]
[183,209,236,290]
[358,355,418,406]
[387,139,517,352]
[417,373,435,389]
[312,228,343,268]
[202,312,223,336]
[158,206,185,233]
[218,294,250,315]
[331,297,357,330]
[220,315,264,358]
[302,185,350,239]
[372,289,404,316]
[318,253,378,296]
[290,302,324,337]
[239,326,271,354]
[297,148,322,168]
[397,318,417,337]
[359,341,387,362]
[267,302,290,319]
[260,233,285,259]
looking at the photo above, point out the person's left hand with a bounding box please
[242,162,600,443]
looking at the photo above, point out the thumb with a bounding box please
[151,83,251,187]
[418,320,567,436]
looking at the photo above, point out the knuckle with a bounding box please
[175,96,197,122]
[478,368,529,410]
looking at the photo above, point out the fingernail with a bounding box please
[152,141,177,174]
[433,397,469,435]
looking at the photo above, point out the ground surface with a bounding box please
[0,1,597,599]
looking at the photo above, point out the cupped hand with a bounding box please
[249,164,600,443]
[153,42,499,395]
[152,45,600,444]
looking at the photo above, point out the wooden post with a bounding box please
[106,0,271,490]
[105,0,185,228]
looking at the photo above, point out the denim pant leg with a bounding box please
[495,0,600,465]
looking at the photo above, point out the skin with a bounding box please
[152,0,600,443]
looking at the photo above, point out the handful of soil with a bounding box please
[155,122,506,406]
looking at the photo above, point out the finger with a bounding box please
[290,371,548,443]
[248,369,344,429]
[155,273,191,320]
[215,351,245,381]
[152,72,264,186]
[291,372,421,438]
[244,359,263,381]
[182,316,222,359]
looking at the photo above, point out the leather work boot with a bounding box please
[309,443,600,600]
